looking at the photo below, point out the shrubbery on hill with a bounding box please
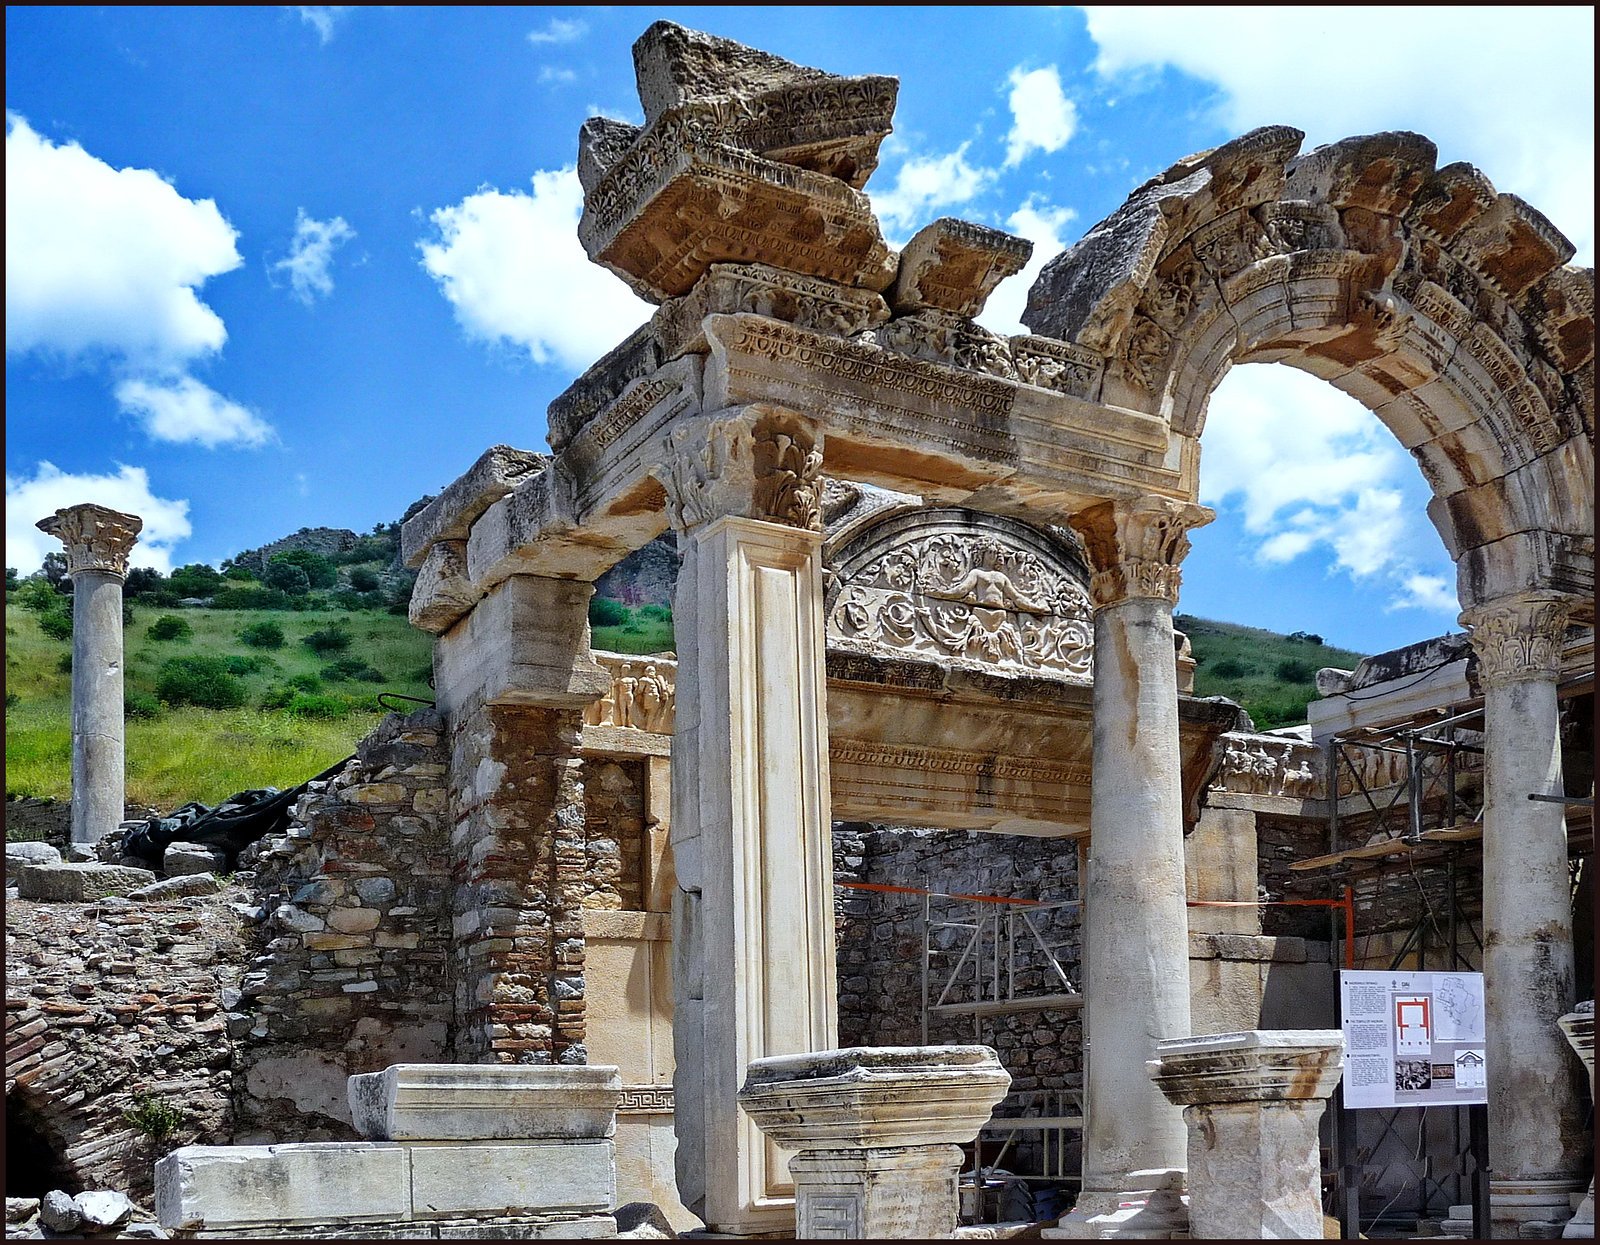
[239,620,286,649]
[302,622,352,655]
[147,615,193,642]
[156,655,248,709]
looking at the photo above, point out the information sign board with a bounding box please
[1339,970,1487,1109]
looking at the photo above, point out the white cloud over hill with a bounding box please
[7,462,192,574]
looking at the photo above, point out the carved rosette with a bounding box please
[1070,496,1213,609]
[1460,592,1570,687]
[657,408,824,534]
[34,504,143,580]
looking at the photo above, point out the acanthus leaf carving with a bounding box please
[657,408,824,533]
[34,504,143,580]
[1460,592,1570,687]
[1070,496,1213,608]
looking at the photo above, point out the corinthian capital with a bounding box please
[1069,496,1213,608]
[1459,592,1570,687]
[35,504,143,580]
[656,407,823,535]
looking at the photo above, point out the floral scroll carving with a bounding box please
[1460,592,1570,687]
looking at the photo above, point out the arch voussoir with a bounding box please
[1021,124,1594,612]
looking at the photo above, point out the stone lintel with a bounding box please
[347,1063,621,1142]
[1149,1029,1345,1106]
[400,445,548,569]
[890,217,1034,317]
[432,576,610,716]
[408,540,478,635]
[546,325,660,454]
[653,262,889,361]
[35,503,143,579]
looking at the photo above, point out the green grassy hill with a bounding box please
[6,603,433,810]
[1177,614,1367,730]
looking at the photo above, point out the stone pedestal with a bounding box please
[738,1046,1010,1239]
[1558,1005,1595,1239]
[1462,594,1586,1237]
[156,1064,622,1238]
[661,410,837,1234]
[1148,1030,1343,1240]
[1052,497,1212,1240]
[35,504,142,845]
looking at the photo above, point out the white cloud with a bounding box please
[868,145,996,239]
[7,462,192,574]
[1200,363,1458,614]
[1004,66,1078,168]
[539,66,578,85]
[7,114,240,370]
[420,167,650,373]
[295,7,351,44]
[1080,6,1595,263]
[528,18,587,45]
[979,196,1079,336]
[114,376,273,449]
[271,209,355,305]
[6,114,270,448]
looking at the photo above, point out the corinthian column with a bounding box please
[1460,592,1586,1237]
[658,406,836,1236]
[35,504,143,846]
[1051,495,1212,1240]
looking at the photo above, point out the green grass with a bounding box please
[6,603,432,810]
[590,616,676,656]
[1177,614,1366,730]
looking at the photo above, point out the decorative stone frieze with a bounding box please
[658,407,824,533]
[1460,590,1571,686]
[546,327,661,454]
[825,507,1094,679]
[1070,496,1214,608]
[653,262,889,359]
[583,653,676,733]
[890,217,1033,317]
[739,1046,1010,1239]
[35,503,143,579]
[1211,733,1324,800]
[1148,1030,1345,1241]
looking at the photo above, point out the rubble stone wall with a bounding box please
[229,710,454,1142]
[4,887,248,1203]
[833,824,1084,1096]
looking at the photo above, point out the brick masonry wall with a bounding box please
[230,709,454,1141]
[447,702,590,1065]
[5,886,248,1204]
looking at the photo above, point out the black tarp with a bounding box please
[121,755,352,864]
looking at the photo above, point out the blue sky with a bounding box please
[6,6,1593,654]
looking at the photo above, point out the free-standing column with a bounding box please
[1461,593,1586,1236]
[1052,495,1212,1239]
[34,504,142,846]
[661,408,836,1235]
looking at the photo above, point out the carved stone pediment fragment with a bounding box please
[547,326,662,453]
[890,217,1033,317]
[578,139,896,303]
[826,508,1093,680]
[652,262,889,359]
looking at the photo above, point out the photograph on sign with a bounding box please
[1339,970,1487,1109]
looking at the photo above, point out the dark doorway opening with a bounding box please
[6,1090,75,1197]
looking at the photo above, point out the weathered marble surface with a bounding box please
[347,1063,621,1142]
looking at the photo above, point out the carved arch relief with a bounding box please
[824,507,1094,679]
[1021,127,1594,613]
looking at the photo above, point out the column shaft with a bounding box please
[1481,675,1584,1182]
[1081,595,1191,1189]
[671,515,836,1234]
[69,569,128,845]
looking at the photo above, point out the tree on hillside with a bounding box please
[168,563,225,598]
[269,549,337,589]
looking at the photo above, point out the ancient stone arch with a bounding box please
[1023,126,1594,613]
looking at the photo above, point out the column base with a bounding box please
[1044,1174,1189,1240]
[1492,1178,1584,1239]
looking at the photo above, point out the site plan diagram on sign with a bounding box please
[1341,970,1487,1109]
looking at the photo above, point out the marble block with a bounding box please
[347,1063,622,1142]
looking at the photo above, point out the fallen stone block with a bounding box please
[348,1063,621,1141]
[17,863,157,902]
[163,842,227,877]
[6,1197,40,1224]
[6,841,61,879]
[130,873,221,901]
[76,1189,135,1229]
[39,1190,81,1232]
